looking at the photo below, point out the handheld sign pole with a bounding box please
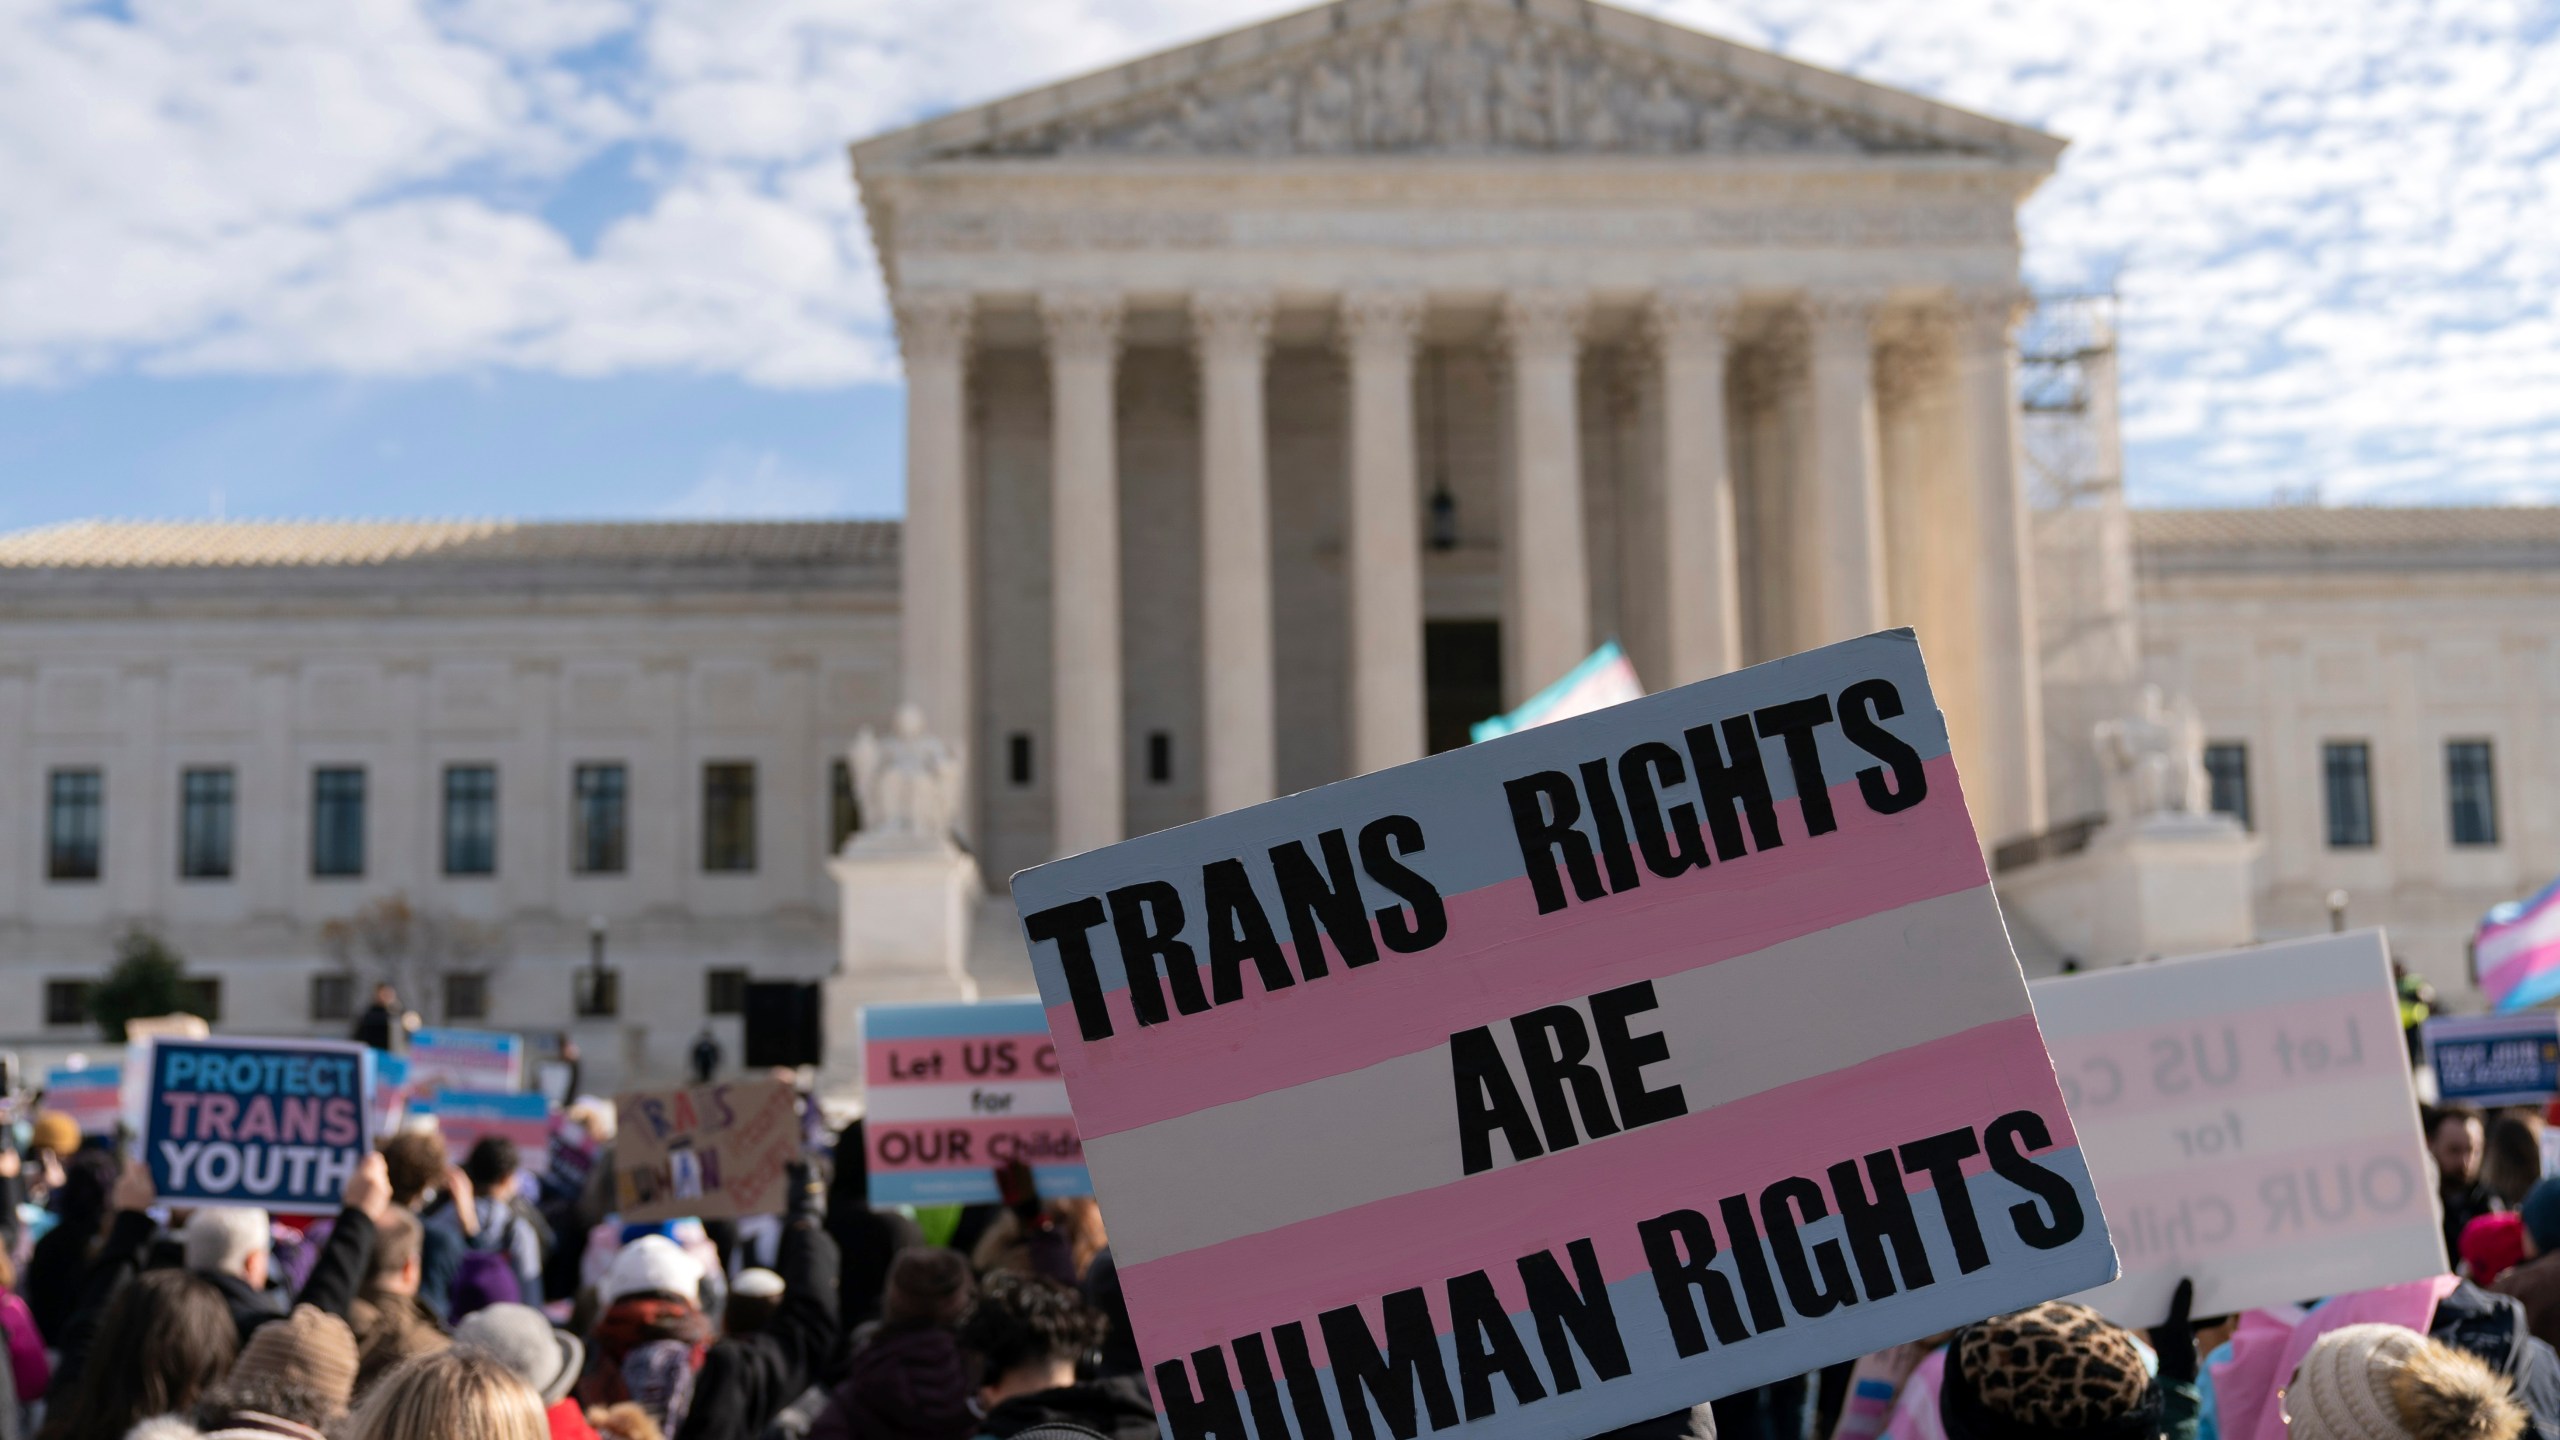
[1012,629,2118,1440]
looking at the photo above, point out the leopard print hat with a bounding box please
[1940,1300,2165,1440]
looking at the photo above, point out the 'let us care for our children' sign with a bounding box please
[1013,630,2118,1440]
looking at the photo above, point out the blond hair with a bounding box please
[345,1348,548,1440]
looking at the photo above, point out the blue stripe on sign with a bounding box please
[1136,1146,2112,1440]
[860,998,1051,1040]
[867,1164,1092,1208]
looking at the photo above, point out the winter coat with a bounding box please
[546,1397,605,1440]
[977,1376,1159,1440]
[350,1285,451,1393]
[24,1214,96,1344]
[2436,1277,2560,1440]
[673,1224,840,1440]
[807,1325,975,1440]
[0,1289,49,1402]
[579,1294,715,1427]
[2499,1252,2560,1356]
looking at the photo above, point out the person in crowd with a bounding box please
[2498,1179,2560,1349]
[0,1245,50,1412]
[27,1112,78,1171]
[2436,1107,2498,1262]
[809,1248,976,1440]
[23,1149,114,1343]
[437,1137,549,1310]
[2467,1213,2530,1288]
[2488,1115,2548,1212]
[721,1270,783,1339]
[1933,1299,2198,1440]
[187,1206,291,1341]
[824,1121,922,1334]
[35,1268,238,1440]
[380,1131,463,1321]
[689,1031,721,1087]
[355,983,404,1052]
[2284,1323,2525,1440]
[165,1303,364,1440]
[455,1303,599,1440]
[970,1161,1099,1286]
[351,1208,451,1393]
[1076,1248,1139,1380]
[586,1404,665,1440]
[958,1272,1153,1440]
[671,1164,840,1440]
[344,1348,551,1440]
[577,1235,714,1432]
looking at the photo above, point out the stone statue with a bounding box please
[848,703,965,851]
[1494,35,1552,148]
[2094,685,2209,821]
[1297,59,1357,151]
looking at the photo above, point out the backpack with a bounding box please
[452,1249,524,1317]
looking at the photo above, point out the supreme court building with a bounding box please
[854,0,2064,884]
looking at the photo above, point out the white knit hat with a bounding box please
[2287,1324,2428,1440]
[599,1234,705,1307]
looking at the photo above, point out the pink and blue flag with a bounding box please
[2479,876,2560,1012]
[1469,640,1645,743]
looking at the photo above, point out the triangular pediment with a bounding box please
[855,0,2061,170]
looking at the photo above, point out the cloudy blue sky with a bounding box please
[4,0,2555,530]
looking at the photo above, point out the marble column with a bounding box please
[894,291,976,838]
[1340,290,1427,774]
[1650,287,1744,685]
[1803,293,1890,645]
[1501,287,1592,705]
[1041,290,1126,856]
[1192,290,1277,814]
[1954,287,2048,841]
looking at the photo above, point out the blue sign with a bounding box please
[144,1038,375,1215]
[2426,1012,2560,1107]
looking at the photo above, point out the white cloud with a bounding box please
[5,0,2560,501]
[657,447,852,517]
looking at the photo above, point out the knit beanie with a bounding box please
[1940,1300,2163,1440]
[600,1234,704,1308]
[29,1110,79,1157]
[229,1304,361,1422]
[2287,1324,2525,1440]
[2519,1176,2560,1254]
[2463,1212,2529,1287]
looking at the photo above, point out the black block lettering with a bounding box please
[1681,716,1784,861]
[1589,980,1689,1132]
[1899,1128,1992,1273]
[1577,758,1641,894]
[1827,1149,1935,1301]
[1618,742,1710,879]
[1760,1176,1856,1319]
[1273,1323,1336,1440]
[1321,1289,1458,1440]
[1520,1237,1630,1392]
[1716,1193,1787,1335]
[1452,1026,1545,1175]
[1637,1209,1750,1357]
[1159,1348,1249,1440]
[1234,1334,1298,1440]
[1272,830,1381,975]
[1023,897,1114,1041]
[1839,680,1928,814]
[1107,882,1209,1027]
[1988,1110,2087,1250]
[1511,1006,1620,1152]
[1449,1269,1546,1420]
[1361,815,1448,954]
[1504,771,1606,915]
[1753,695,1839,836]
[1202,859,1294,1004]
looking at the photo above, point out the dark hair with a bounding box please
[884,1247,975,1330]
[40,1269,238,1440]
[2431,1105,2485,1141]
[959,1271,1107,1381]
[373,1207,424,1280]
[51,1149,119,1233]
[2485,1114,2546,1208]
[464,1135,520,1192]
[726,1291,780,1338]
[381,1132,447,1209]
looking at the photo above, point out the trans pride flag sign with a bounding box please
[1470,640,1645,743]
[2479,876,2560,1012]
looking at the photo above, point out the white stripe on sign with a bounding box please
[2070,1071,2424,1176]
[1087,884,2027,1266]
[2481,899,2560,971]
[863,1081,1073,1125]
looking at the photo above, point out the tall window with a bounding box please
[443,765,497,876]
[703,762,757,872]
[707,967,748,1016]
[46,768,102,882]
[573,763,628,874]
[310,973,354,1023]
[179,767,235,880]
[829,759,861,852]
[2203,743,2251,830]
[44,980,91,1028]
[2323,741,2375,849]
[443,971,490,1022]
[312,767,366,878]
[2447,739,2499,847]
[180,977,223,1023]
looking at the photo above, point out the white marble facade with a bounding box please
[856,0,2063,882]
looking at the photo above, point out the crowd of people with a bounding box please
[1,1044,2556,1440]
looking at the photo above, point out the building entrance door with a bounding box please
[1425,620,1502,755]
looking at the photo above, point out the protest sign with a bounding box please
[1012,629,2116,1440]
[44,1065,121,1138]
[416,1090,554,1163]
[2424,1012,2560,1108]
[2030,931,2441,1327]
[141,1038,373,1215]
[861,998,1088,1206]
[408,1028,524,1094]
[613,1077,798,1222]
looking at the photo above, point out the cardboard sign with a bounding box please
[371,1052,412,1137]
[418,1090,554,1164]
[44,1066,121,1139]
[613,1077,798,1222]
[861,998,1089,1206]
[408,1028,525,1095]
[141,1038,374,1215]
[2030,931,2442,1327]
[2425,1012,2560,1108]
[1011,630,2116,1440]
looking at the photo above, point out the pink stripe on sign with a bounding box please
[2098,1132,2429,1270]
[865,1036,1065,1090]
[868,1115,1086,1174]
[1115,1013,2073,1363]
[2050,989,2400,1123]
[1054,756,1985,1138]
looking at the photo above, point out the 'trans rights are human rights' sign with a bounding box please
[1012,630,2117,1440]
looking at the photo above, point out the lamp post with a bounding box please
[2326,889,2350,934]
[585,914,607,1016]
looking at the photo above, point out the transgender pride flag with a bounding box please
[1469,640,1645,743]
[2479,876,2560,1012]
